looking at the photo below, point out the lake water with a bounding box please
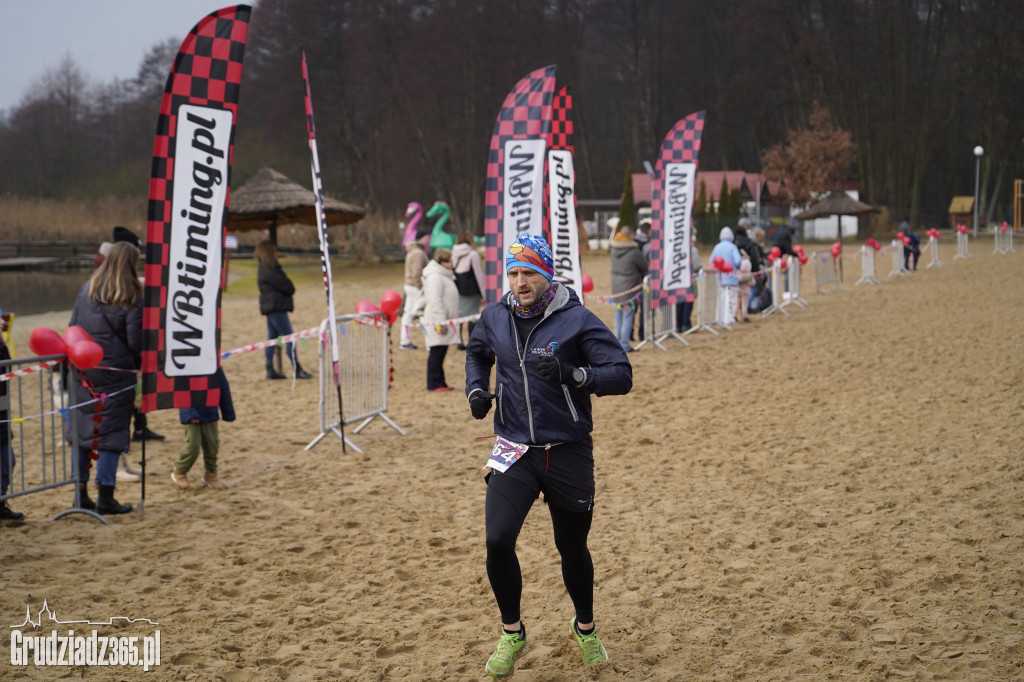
[0,268,91,317]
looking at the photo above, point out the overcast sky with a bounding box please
[0,0,240,113]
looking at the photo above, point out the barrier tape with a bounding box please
[0,358,62,384]
[0,381,136,426]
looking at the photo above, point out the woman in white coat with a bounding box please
[421,249,460,391]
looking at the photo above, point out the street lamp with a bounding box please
[973,145,984,238]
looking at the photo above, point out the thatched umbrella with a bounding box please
[227,166,365,244]
[794,190,880,222]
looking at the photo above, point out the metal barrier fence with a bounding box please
[0,354,104,524]
[855,245,881,286]
[993,225,1015,254]
[813,251,840,293]
[954,231,972,260]
[304,312,405,453]
[636,275,688,351]
[925,236,943,269]
[685,269,729,335]
[888,240,907,277]
[784,256,808,309]
[761,260,789,318]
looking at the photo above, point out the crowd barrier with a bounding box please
[813,251,840,293]
[784,256,809,310]
[761,260,790,318]
[0,354,105,524]
[954,230,972,260]
[925,235,943,269]
[855,245,881,286]
[685,269,729,335]
[888,240,907,277]
[993,224,1015,254]
[304,312,405,453]
[635,275,688,351]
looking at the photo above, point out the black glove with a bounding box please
[468,390,494,420]
[536,354,577,385]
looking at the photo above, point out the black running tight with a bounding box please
[485,481,595,625]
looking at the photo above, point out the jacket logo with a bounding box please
[545,341,559,354]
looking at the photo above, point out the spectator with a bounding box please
[68,242,143,515]
[903,221,922,271]
[255,240,311,380]
[171,367,235,490]
[610,225,648,352]
[736,255,754,323]
[451,231,485,350]
[775,226,797,257]
[0,316,23,522]
[400,231,431,350]
[422,249,460,391]
[710,227,742,325]
[632,223,652,341]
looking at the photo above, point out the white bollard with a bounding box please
[888,240,907,277]
[954,229,971,260]
[925,235,943,268]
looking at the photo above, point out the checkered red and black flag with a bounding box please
[543,86,583,298]
[483,65,557,303]
[301,50,341,391]
[141,5,252,413]
[649,111,706,310]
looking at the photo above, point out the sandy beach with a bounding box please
[3,240,1022,680]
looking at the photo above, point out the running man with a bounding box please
[465,233,633,677]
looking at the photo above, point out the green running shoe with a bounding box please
[485,629,527,678]
[570,617,608,665]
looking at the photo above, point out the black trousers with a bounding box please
[485,444,596,625]
[426,345,449,389]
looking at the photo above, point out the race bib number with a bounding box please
[486,437,530,473]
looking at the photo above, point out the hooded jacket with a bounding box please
[610,234,649,301]
[257,263,295,315]
[710,227,742,287]
[465,283,632,445]
[421,259,460,347]
[68,283,142,454]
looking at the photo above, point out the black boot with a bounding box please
[0,499,24,522]
[132,409,165,441]
[294,364,312,380]
[266,365,286,380]
[76,482,96,511]
[95,485,132,515]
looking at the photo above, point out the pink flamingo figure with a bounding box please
[402,202,423,249]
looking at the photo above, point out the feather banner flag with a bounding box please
[648,111,706,310]
[544,86,583,299]
[301,49,346,453]
[141,5,252,413]
[483,65,557,302]
[301,50,341,391]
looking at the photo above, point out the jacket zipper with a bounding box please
[510,314,536,442]
[497,383,505,425]
[561,385,579,422]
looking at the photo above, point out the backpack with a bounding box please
[453,255,481,296]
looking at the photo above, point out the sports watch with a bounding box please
[572,367,586,386]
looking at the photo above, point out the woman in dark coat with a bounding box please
[255,240,311,380]
[68,242,142,515]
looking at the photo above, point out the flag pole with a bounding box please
[302,49,345,453]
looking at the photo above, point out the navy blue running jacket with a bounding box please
[465,283,632,445]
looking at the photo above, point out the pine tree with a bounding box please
[619,162,637,228]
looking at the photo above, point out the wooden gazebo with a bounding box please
[227,166,365,244]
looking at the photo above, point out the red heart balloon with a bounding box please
[379,289,402,316]
[355,300,380,314]
[581,274,594,292]
[28,327,67,357]
[872,241,881,251]
[63,325,93,347]
[387,310,398,326]
[793,245,804,256]
[67,339,103,369]
[770,246,781,259]
[830,243,842,258]
[712,256,724,269]
[799,254,809,265]
[721,262,734,273]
